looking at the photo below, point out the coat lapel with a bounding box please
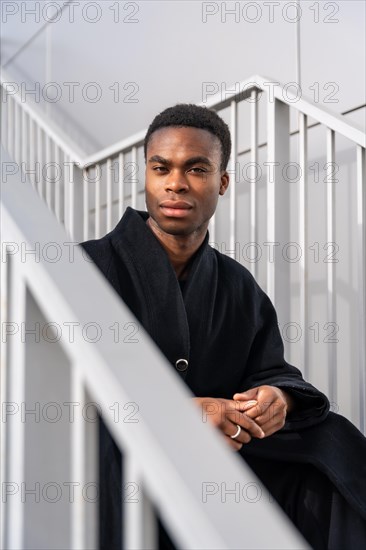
[108,207,217,380]
[182,236,218,367]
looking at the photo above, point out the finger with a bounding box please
[238,403,262,419]
[238,430,252,444]
[225,423,252,445]
[233,388,258,401]
[211,400,259,428]
[243,395,280,420]
[212,402,264,439]
[252,402,285,425]
[218,427,243,450]
[226,411,265,439]
[227,438,243,451]
[259,411,287,436]
[235,400,258,412]
[260,420,285,438]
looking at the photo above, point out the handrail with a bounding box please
[1,147,305,549]
[202,74,365,148]
[82,129,146,168]
[1,72,86,164]
[1,71,364,170]
[76,75,366,166]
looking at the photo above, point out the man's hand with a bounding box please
[232,386,294,437]
[192,397,265,451]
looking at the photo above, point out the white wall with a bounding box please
[2,0,365,153]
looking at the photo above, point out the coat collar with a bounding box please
[109,207,218,378]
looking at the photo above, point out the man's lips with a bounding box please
[160,200,193,218]
[160,200,193,209]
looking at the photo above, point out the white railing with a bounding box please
[1,148,306,549]
[1,71,365,434]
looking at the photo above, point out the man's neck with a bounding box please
[146,217,207,280]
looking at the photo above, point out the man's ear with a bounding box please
[219,171,229,195]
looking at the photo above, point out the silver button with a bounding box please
[175,358,188,372]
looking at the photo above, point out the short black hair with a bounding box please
[144,104,232,171]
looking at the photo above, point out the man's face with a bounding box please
[145,126,229,237]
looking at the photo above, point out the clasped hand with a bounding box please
[193,385,292,451]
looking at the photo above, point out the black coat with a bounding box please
[81,206,366,548]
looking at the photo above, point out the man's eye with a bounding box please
[189,167,206,173]
[153,166,167,172]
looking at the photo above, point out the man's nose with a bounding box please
[164,171,189,193]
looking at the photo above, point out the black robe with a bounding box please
[81,206,366,549]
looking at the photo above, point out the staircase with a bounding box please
[1,70,365,549]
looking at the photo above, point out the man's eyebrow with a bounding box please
[148,155,169,164]
[148,155,214,166]
[183,156,213,167]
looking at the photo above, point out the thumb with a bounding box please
[233,387,258,402]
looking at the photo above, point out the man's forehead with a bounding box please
[147,126,221,157]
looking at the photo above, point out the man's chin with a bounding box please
[157,220,195,237]
[148,215,195,237]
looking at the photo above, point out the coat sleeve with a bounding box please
[240,278,330,431]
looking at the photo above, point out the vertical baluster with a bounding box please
[8,95,14,157]
[14,101,20,166]
[83,167,89,240]
[45,134,52,209]
[54,145,61,220]
[60,151,65,225]
[131,147,137,209]
[64,154,71,234]
[0,85,5,148]
[106,157,112,231]
[4,260,26,549]
[37,124,44,197]
[118,152,124,219]
[357,145,366,433]
[21,108,27,180]
[70,369,98,549]
[4,90,9,150]
[28,117,36,188]
[299,113,308,377]
[70,368,86,549]
[266,96,290,326]
[229,100,237,254]
[0,247,9,549]
[250,89,258,278]
[123,454,157,550]
[64,157,83,240]
[326,128,337,404]
[64,156,84,240]
[95,163,101,238]
[209,214,216,244]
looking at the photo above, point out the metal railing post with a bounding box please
[266,96,290,328]
[326,128,337,404]
[3,257,26,550]
[357,144,366,433]
[64,160,84,241]
[71,369,99,550]
[123,454,157,550]
[299,113,308,377]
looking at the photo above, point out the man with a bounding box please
[81,104,366,549]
